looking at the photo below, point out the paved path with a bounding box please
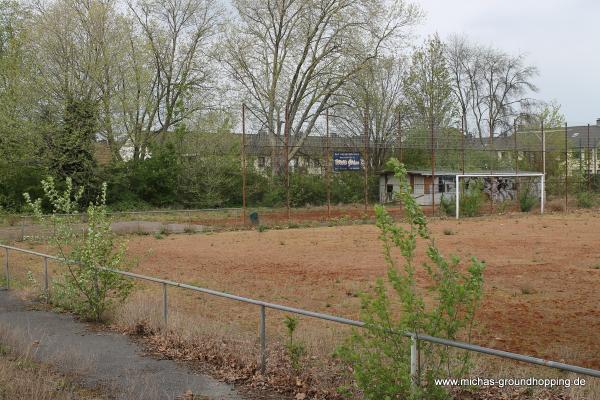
[0,290,245,400]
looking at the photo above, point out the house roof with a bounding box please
[381,169,542,177]
[237,122,600,158]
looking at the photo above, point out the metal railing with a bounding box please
[1,243,599,384]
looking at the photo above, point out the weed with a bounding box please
[520,286,537,295]
[337,159,485,399]
[257,224,268,232]
[283,316,305,372]
[519,188,537,212]
[443,228,455,235]
[576,192,596,208]
[153,232,164,240]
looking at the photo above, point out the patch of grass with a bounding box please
[153,232,164,240]
[0,343,102,399]
[519,188,537,212]
[591,264,600,270]
[520,286,537,295]
[576,192,596,208]
[443,228,455,235]
[257,224,269,232]
[287,222,300,229]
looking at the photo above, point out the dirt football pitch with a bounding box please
[120,210,600,370]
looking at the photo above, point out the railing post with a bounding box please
[4,248,8,290]
[259,305,266,374]
[410,333,420,390]
[162,282,168,326]
[20,218,25,241]
[43,257,49,302]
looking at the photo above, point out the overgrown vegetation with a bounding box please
[337,159,485,399]
[519,187,537,212]
[440,181,485,218]
[576,191,596,208]
[24,177,132,321]
[0,341,101,400]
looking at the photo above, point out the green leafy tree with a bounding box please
[44,98,99,194]
[337,158,485,399]
[405,35,457,138]
[24,177,132,321]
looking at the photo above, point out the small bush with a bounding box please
[336,159,485,399]
[257,224,268,232]
[24,177,133,321]
[440,195,455,216]
[461,182,485,217]
[519,188,537,212]
[576,191,595,208]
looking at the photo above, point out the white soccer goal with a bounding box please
[454,172,545,219]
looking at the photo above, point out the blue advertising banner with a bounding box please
[333,152,362,171]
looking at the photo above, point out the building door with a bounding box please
[424,176,433,194]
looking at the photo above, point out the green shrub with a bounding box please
[461,181,485,217]
[439,194,455,216]
[576,191,595,208]
[519,188,537,212]
[24,177,133,321]
[336,159,485,399]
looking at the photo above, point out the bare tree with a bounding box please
[332,55,408,169]
[126,0,221,159]
[445,35,538,142]
[225,0,421,175]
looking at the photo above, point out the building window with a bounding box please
[257,157,265,167]
[439,181,445,193]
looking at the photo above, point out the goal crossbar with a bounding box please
[455,173,545,219]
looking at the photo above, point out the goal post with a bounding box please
[455,172,545,219]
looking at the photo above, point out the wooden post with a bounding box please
[285,105,291,221]
[514,120,519,203]
[326,109,331,219]
[588,124,591,192]
[565,122,569,212]
[565,123,568,212]
[431,119,435,216]
[363,109,369,212]
[241,104,247,225]
[398,110,403,162]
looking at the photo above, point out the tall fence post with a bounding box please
[20,218,25,241]
[43,257,49,302]
[162,282,168,326]
[410,333,420,389]
[241,103,247,225]
[363,108,369,213]
[259,304,266,374]
[326,108,331,219]
[565,123,568,212]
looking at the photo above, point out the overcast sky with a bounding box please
[414,0,599,125]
